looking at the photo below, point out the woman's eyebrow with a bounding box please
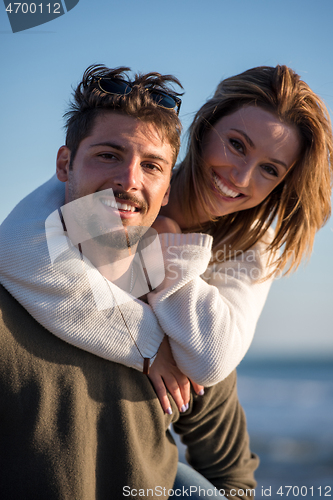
[269,157,288,169]
[230,128,255,148]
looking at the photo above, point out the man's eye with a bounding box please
[98,153,117,160]
[230,139,244,153]
[144,163,160,172]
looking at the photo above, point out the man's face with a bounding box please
[56,112,173,248]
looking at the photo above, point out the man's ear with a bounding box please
[56,146,71,182]
[161,184,171,206]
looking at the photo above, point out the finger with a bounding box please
[190,380,205,396]
[178,376,191,407]
[162,374,187,413]
[148,374,173,414]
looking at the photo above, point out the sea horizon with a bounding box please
[173,358,333,499]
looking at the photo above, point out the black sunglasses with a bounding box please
[94,77,181,115]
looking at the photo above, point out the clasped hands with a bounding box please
[148,336,204,414]
[148,215,204,414]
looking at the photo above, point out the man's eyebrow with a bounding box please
[89,142,170,164]
[230,128,288,169]
[145,154,169,164]
[89,142,126,152]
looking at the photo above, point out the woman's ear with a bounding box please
[56,146,71,182]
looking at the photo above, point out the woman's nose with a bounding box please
[230,161,255,188]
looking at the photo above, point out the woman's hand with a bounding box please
[148,336,204,414]
[151,215,181,234]
[149,216,205,411]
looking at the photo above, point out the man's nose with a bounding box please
[113,158,142,191]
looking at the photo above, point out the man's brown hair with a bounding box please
[64,64,183,168]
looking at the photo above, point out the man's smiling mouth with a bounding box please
[101,198,140,213]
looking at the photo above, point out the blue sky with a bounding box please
[1,0,333,358]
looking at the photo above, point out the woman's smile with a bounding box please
[211,170,245,200]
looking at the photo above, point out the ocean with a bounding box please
[173,359,333,499]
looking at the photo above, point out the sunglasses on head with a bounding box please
[93,77,182,115]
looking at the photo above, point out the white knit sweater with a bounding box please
[0,176,274,385]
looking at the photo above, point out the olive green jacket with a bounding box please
[0,285,258,499]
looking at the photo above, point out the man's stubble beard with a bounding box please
[90,218,147,250]
[66,178,148,251]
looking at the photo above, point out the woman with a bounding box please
[0,65,332,417]
[147,64,333,411]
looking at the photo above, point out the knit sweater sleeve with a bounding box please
[0,176,164,372]
[0,176,274,381]
[147,231,274,386]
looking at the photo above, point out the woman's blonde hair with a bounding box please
[173,65,333,276]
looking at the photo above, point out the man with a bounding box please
[0,65,258,499]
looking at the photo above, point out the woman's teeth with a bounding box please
[213,173,240,198]
[101,198,137,212]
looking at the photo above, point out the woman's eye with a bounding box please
[230,139,244,153]
[263,164,278,177]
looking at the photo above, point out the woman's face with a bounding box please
[200,105,301,219]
